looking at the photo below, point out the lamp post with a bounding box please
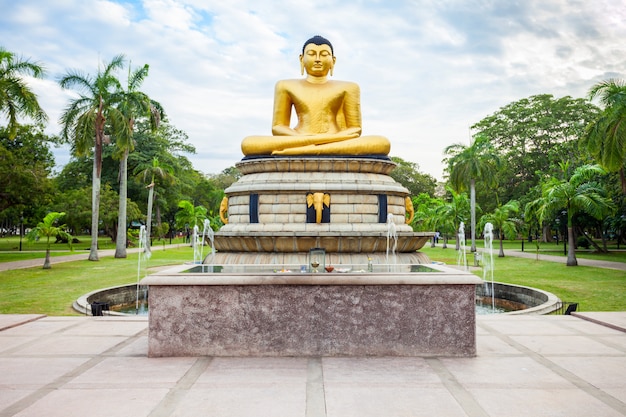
[19,215,24,252]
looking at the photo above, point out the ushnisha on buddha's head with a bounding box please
[300,35,336,77]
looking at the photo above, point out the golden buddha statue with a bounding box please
[241,36,390,156]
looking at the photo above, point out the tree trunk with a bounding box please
[498,233,505,257]
[566,225,578,266]
[115,150,128,258]
[470,178,476,252]
[88,154,100,261]
[43,248,51,269]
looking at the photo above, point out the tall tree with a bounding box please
[58,54,129,261]
[112,63,164,258]
[0,47,48,138]
[532,163,615,266]
[582,79,626,194]
[444,134,500,252]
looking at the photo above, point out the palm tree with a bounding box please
[175,200,208,249]
[582,78,626,194]
[433,186,470,250]
[135,157,173,250]
[0,47,48,138]
[58,54,129,261]
[112,63,164,258]
[444,134,500,252]
[479,200,520,257]
[26,212,72,269]
[533,163,615,266]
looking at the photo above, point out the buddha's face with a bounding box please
[300,43,335,77]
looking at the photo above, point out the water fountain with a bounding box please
[135,225,150,314]
[457,222,467,270]
[483,223,495,311]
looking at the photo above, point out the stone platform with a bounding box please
[141,263,482,358]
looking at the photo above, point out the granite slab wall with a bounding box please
[144,271,480,357]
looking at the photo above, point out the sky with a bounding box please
[1,0,625,181]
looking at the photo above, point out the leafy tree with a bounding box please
[472,94,600,203]
[175,200,208,246]
[112,63,164,258]
[479,200,520,257]
[58,54,129,261]
[390,157,437,197]
[0,125,55,225]
[582,79,626,194]
[433,187,470,250]
[26,212,72,269]
[444,134,500,252]
[0,47,48,138]
[531,163,615,266]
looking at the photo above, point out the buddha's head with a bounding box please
[300,35,336,77]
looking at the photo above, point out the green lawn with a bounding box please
[0,245,194,315]
[421,245,626,312]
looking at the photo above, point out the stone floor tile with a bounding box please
[12,335,128,356]
[66,356,197,389]
[321,357,441,385]
[0,357,89,388]
[511,335,625,355]
[325,387,467,417]
[171,386,306,417]
[12,388,169,417]
[440,357,571,389]
[469,388,625,417]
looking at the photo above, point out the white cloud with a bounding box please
[1,0,625,181]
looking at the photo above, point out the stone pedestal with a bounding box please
[142,264,482,357]
[212,156,434,266]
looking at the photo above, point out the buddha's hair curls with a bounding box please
[302,35,334,55]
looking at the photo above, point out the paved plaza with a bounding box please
[0,312,625,417]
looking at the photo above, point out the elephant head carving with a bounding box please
[307,192,330,224]
[405,196,414,224]
[219,196,229,224]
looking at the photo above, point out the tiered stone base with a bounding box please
[212,156,434,264]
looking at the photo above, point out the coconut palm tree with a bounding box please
[135,157,173,250]
[533,163,615,266]
[582,78,626,194]
[58,54,129,261]
[0,47,48,138]
[479,200,520,257]
[26,212,72,269]
[444,134,500,252]
[112,63,164,258]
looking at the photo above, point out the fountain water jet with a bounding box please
[483,223,495,311]
[386,213,398,270]
[135,225,150,314]
[457,222,467,270]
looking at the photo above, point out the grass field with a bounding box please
[0,237,624,315]
[420,245,626,312]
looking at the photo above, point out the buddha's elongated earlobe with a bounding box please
[330,56,336,76]
[299,55,304,75]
